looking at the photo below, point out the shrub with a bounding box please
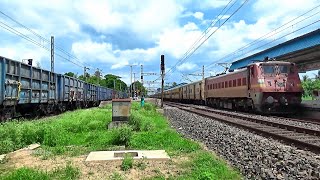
[121,153,133,171]
[87,120,103,130]
[43,126,64,147]
[1,167,50,180]
[51,162,80,179]
[0,140,14,154]
[142,121,155,131]
[129,113,143,131]
[111,125,133,146]
[135,158,147,170]
[143,103,154,111]
[20,124,38,145]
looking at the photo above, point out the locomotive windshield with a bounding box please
[262,65,292,75]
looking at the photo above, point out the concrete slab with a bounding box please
[0,154,6,163]
[85,150,170,162]
[26,143,40,150]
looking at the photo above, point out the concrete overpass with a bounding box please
[229,29,320,73]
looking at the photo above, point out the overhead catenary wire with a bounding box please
[0,20,84,68]
[199,4,320,71]
[0,10,89,68]
[154,0,249,82]
[181,0,236,60]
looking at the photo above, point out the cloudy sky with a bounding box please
[0,0,319,88]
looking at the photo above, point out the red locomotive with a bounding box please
[153,60,303,114]
[205,61,302,113]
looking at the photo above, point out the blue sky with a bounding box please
[0,0,319,90]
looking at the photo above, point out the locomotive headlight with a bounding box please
[258,79,265,84]
[266,96,274,104]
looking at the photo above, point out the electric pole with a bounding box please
[51,36,54,73]
[202,65,204,81]
[95,68,102,85]
[133,72,136,97]
[126,64,137,98]
[186,65,205,82]
[84,66,90,81]
[161,55,165,108]
[141,65,143,86]
[140,64,157,97]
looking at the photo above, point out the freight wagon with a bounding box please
[0,56,125,120]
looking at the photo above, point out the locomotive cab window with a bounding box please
[263,66,274,74]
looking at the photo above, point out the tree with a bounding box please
[172,82,177,87]
[129,81,147,96]
[64,72,77,78]
[301,75,320,98]
[103,74,127,91]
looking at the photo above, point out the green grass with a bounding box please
[0,102,241,179]
[1,163,80,180]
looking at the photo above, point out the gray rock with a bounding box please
[164,107,320,179]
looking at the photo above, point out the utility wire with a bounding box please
[161,0,249,80]
[0,10,87,68]
[201,4,320,70]
[153,0,248,82]
[182,0,236,59]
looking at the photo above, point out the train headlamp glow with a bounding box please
[258,79,265,84]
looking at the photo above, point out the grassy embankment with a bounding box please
[0,102,241,179]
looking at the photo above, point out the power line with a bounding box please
[189,3,320,74]
[0,10,86,68]
[155,0,249,82]
[203,5,320,70]
[182,0,236,60]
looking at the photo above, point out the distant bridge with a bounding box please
[230,29,320,72]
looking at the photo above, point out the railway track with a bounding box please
[165,102,320,153]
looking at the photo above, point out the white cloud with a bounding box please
[71,39,159,69]
[194,0,231,9]
[0,44,47,67]
[158,22,202,58]
[193,12,204,20]
[0,0,319,85]
[177,62,197,71]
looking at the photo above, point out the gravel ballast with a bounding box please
[164,106,320,179]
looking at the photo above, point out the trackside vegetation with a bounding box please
[0,102,241,179]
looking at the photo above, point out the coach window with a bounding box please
[233,80,236,87]
[222,82,224,88]
[208,85,210,90]
[237,78,241,86]
[242,78,247,85]
[229,80,232,87]
[225,81,228,88]
[210,84,212,90]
